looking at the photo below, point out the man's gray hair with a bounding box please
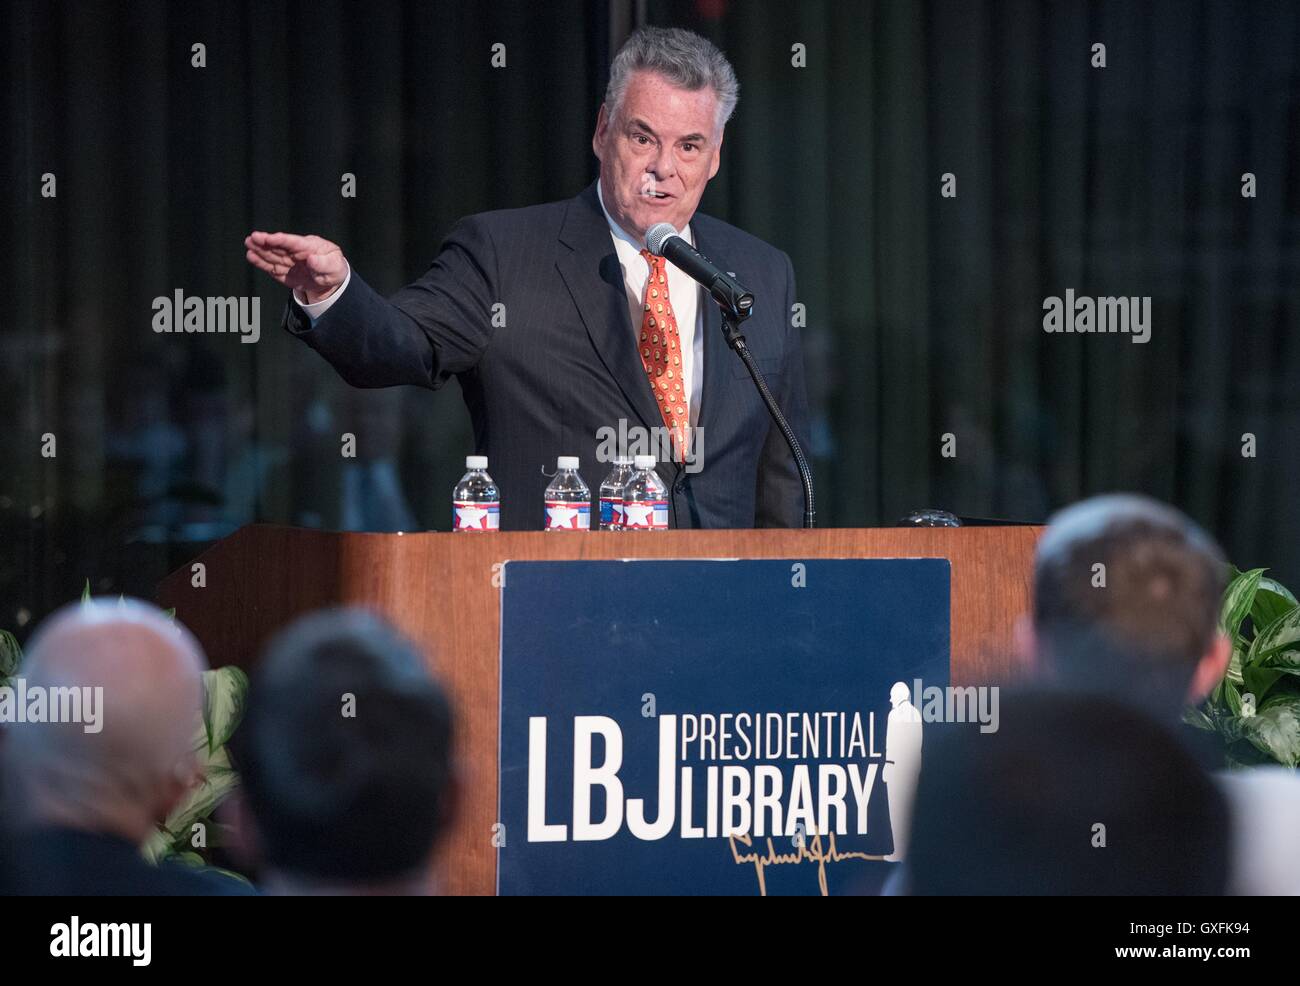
[604,27,739,134]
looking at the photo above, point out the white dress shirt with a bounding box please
[297,182,705,426]
[595,179,704,428]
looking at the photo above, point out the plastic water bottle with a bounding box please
[452,455,500,532]
[598,456,635,530]
[544,456,591,531]
[620,455,669,531]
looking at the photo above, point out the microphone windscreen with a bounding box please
[645,222,678,256]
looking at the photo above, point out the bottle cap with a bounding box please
[614,456,633,466]
[466,455,488,470]
[557,455,579,470]
[634,455,656,469]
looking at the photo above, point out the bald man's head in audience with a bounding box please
[2,600,206,845]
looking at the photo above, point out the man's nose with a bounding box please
[648,147,676,181]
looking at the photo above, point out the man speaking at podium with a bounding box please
[245,27,809,531]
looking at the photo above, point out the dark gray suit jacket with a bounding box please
[283,182,810,530]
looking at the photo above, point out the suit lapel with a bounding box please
[556,184,661,435]
[692,222,732,441]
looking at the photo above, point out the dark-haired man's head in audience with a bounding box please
[2,600,252,895]
[906,691,1229,895]
[1019,494,1230,720]
[232,609,457,895]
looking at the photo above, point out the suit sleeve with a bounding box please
[281,215,498,390]
[754,250,813,528]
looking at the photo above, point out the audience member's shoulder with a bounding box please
[155,859,259,897]
[12,827,257,896]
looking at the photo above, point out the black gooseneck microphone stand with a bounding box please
[716,296,816,529]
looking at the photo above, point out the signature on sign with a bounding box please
[729,831,886,896]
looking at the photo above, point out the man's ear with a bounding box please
[1187,632,1232,705]
[707,130,724,180]
[156,753,199,823]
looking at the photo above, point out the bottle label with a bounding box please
[544,499,591,531]
[453,501,500,532]
[622,499,669,530]
[599,497,624,528]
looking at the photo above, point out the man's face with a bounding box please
[592,70,724,241]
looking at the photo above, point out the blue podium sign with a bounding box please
[497,558,950,895]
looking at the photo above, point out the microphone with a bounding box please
[645,223,815,528]
[645,223,754,318]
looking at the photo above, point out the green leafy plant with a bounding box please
[143,665,248,865]
[0,629,20,691]
[1186,566,1300,767]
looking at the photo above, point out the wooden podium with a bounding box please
[157,524,1041,894]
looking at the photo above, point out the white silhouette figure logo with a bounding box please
[883,680,923,862]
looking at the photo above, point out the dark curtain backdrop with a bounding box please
[3,0,1299,630]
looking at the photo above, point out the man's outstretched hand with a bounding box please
[244,231,348,305]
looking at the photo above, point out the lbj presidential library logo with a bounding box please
[497,558,956,895]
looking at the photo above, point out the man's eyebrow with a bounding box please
[626,118,710,145]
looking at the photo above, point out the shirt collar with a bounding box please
[596,179,692,254]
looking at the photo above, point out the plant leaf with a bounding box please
[81,579,91,604]
[1226,639,1247,686]
[1242,664,1285,704]
[1240,693,1300,767]
[156,762,241,852]
[202,666,248,755]
[0,630,22,680]
[1248,607,1300,666]
[141,827,175,863]
[1251,578,1299,633]
[1260,645,1300,670]
[1220,568,1266,641]
[1224,678,1243,717]
[1182,704,1215,731]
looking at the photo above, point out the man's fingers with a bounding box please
[245,231,342,288]
[257,230,314,252]
[245,249,285,280]
[247,240,294,270]
[305,250,343,274]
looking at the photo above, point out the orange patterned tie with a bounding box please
[638,248,688,456]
